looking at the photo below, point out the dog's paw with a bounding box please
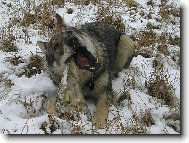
[69,100,87,112]
[47,97,58,116]
[92,113,107,129]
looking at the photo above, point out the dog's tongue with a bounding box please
[77,54,91,67]
[74,50,97,70]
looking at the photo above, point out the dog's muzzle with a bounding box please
[64,35,99,71]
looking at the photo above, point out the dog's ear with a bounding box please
[37,41,47,53]
[55,13,67,32]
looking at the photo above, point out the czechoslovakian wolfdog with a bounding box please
[37,13,136,129]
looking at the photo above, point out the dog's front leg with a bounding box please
[92,91,112,129]
[90,71,113,129]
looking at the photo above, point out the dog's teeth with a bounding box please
[90,67,95,70]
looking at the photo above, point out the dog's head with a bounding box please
[37,13,99,72]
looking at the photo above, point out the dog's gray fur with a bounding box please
[37,13,136,129]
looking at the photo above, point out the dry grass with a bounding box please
[0,74,13,90]
[0,39,18,52]
[134,46,154,58]
[123,0,138,8]
[96,6,125,32]
[0,30,18,52]
[147,0,155,7]
[40,115,59,134]
[157,44,170,55]
[140,109,155,127]
[146,69,177,108]
[169,36,180,46]
[137,30,157,47]
[146,22,161,30]
[19,55,44,78]
[5,55,24,66]
[159,4,180,20]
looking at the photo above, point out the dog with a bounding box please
[37,13,136,129]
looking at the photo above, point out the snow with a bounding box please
[0,0,180,134]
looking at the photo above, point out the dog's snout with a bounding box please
[66,35,79,49]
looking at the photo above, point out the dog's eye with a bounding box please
[67,30,73,35]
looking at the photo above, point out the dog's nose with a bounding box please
[66,35,79,50]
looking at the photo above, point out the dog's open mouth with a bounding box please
[73,47,98,70]
[64,35,99,70]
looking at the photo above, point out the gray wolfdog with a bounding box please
[37,13,135,129]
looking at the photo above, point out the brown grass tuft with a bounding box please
[96,7,125,33]
[169,36,180,46]
[146,69,176,108]
[123,0,138,8]
[138,30,157,47]
[20,55,44,78]
[141,109,155,127]
[0,39,18,52]
[5,55,24,66]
